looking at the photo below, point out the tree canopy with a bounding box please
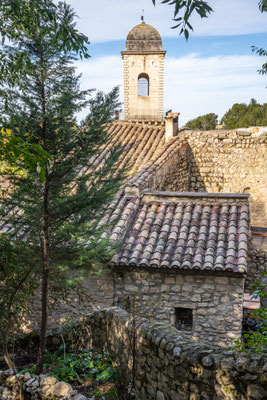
[0,0,90,178]
[221,99,267,129]
[184,113,218,130]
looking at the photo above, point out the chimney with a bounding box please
[115,111,119,120]
[165,111,180,142]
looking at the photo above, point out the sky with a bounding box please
[65,0,267,125]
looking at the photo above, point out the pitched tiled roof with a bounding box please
[89,121,187,193]
[111,191,250,274]
[126,138,185,190]
[91,121,166,176]
[94,122,251,275]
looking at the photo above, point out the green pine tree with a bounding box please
[0,1,126,373]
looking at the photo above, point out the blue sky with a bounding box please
[89,33,267,59]
[65,0,267,125]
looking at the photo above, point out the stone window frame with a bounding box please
[171,303,196,333]
[138,73,149,97]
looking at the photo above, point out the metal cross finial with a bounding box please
[141,9,145,22]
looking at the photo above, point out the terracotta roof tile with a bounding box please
[111,192,249,274]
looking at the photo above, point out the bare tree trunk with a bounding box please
[36,53,50,374]
[36,173,50,375]
[3,296,19,373]
[3,336,17,373]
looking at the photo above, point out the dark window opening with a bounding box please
[138,74,149,96]
[175,307,193,330]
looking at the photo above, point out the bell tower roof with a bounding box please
[125,22,162,52]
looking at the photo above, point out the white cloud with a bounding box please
[75,53,266,125]
[65,0,267,43]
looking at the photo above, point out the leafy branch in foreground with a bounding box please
[259,0,267,13]
[251,46,267,84]
[152,0,267,83]
[0,130,51,181]
[151,0,213,39]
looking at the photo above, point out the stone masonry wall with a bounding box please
[22,273,114,333]
[246,248,267,292]
[179,129,267,227]
[75,308,267,400]
[246,248,267,308]
[150,143,190,192]
[114,269,244,347]
[122,53,165,121]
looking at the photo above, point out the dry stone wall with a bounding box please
[0,370,91,400]
[3,309,267,400]
[179,129,267,227]
[114,269,244,347]
[75,308,267,400]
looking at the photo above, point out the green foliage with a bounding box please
[252,46,267,82]
[259,0,267,12]
[0,0,90,178]
[21,349,117,385]
[230,270,267,353]
[0,235,38,334]
[151,0,213,39]
[184,113,218,130]
[0,0,90,85]
[0,132,51,181]
[0,234,39,370]
[0,0,127,373]
[231,323,267,353]
[0,161,25,176]
[221,99,267,129]
[47,349,117,384]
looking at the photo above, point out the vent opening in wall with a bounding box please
[175,307,193,330]
[138,73,149,96]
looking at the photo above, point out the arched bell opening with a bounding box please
[138,73,149,96]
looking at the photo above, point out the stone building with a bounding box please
[112,191,249,346]
[21,21,267,347]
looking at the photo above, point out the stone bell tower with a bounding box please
[121,22,166,121]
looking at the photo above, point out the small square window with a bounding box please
[175,307,193,330]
